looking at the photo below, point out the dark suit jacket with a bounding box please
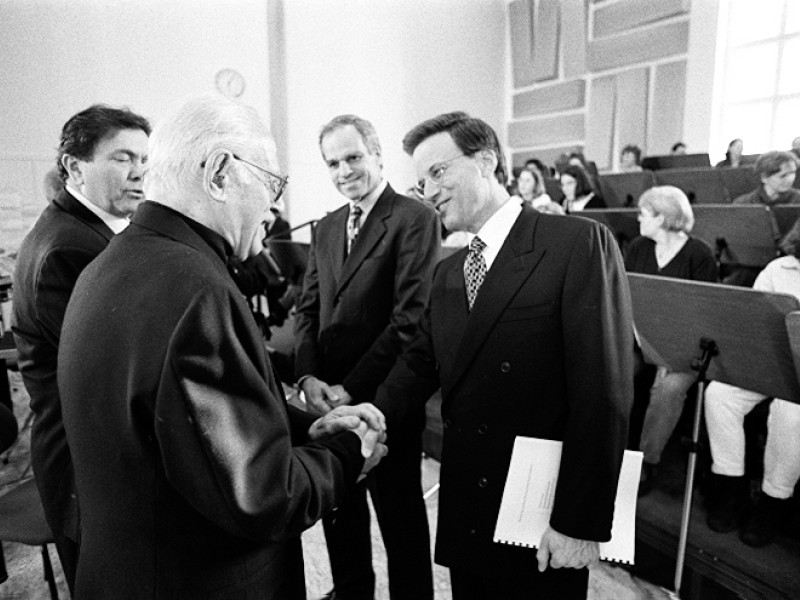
[58,201,365,599]
[294,184,440,406]
[375,206,634,576]
[12,188,114,542]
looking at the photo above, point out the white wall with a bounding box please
[0,0,271,252]
[0,0,505,249]
[281,0,506,240]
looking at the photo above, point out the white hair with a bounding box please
[145,94,272,200]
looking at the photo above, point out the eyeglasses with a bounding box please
[201,154,289,202]
[415,153,467,195]
[232,154,289,202]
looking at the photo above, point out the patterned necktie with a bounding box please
[347,205,363,254]
[464,236,487,310]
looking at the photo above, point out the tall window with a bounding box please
[713,0,800,159]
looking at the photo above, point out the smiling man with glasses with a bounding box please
[294,114,440,600]
[372,111,634,600]
[56,95,389,599]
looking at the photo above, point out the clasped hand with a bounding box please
[301,376,352,415]
[536,527,599,572]
[308,403,388,478]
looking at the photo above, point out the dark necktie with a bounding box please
[464,236,487,310]
[347,205,363,254]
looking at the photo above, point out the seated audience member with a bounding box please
[704,218,800,547]
[733,150,800,207]
[56,94,387,598]
[624,186,717,494]
[525,157,551,178]
[715,138,744,168]
[620,144,643,173]
[511,167,552,209]
[671,142,687,156]
[792,137,800,161]
[560,164,605,212]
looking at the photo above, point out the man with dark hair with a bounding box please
[12,103,150,591]
[375,111,633,599]
[294,114,440,600]
[733,150,800,206]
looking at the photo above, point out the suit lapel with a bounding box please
[324,206,349,288]
[445,207,546,392]
[55,189,115,242]
[434,254,470,385]
[335,185,393,297]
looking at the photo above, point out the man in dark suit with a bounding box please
[374,112,634,599]
[12,104,151,592]
[294,114,440,600]
[57,94,388,599]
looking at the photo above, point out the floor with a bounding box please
[0,367,669,600]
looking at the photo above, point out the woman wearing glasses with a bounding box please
[625,186,717,495]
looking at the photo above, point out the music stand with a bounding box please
[691,205,777,267]
[598,171,656,208]
[654,168,728,204]
[628,273,800,597]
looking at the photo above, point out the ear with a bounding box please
[61,154,84,186]
[204,150,235,202]
[477,149,498,179]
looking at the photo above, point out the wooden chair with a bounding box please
[0,478,59,599]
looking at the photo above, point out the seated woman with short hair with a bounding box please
[624,185,717,494]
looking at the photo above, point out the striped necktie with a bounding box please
[347,205,363,254]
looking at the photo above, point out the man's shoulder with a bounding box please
[383,186,436,218]
[18,201,107,261]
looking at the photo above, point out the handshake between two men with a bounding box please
[308,397,389,479]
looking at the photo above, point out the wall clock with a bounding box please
[215,68,246,99]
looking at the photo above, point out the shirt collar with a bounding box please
[65,184,131,234]
[350,178,386,216]
[475,196,522,252]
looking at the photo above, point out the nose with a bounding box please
[130,159,146,180]
[338,160,353,177]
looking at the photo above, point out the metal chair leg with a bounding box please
[40,545,59,600]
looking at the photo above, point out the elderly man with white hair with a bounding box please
[57,94,387,599]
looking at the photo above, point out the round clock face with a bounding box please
[215,68,246,98]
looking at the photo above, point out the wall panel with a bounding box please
[513,79,585,118]
[532,0,559,82]
[560,0,587,78]
[508,114,585,148]
[586,75,616,170]
[588,20,689,72]
[593,0,689,38]
[509,0,536,88]
[615,67,649,153]
[650,60,687,154]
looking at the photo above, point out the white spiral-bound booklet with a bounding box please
[492,436,643,565]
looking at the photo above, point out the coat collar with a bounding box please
[130,201,232,277]
[53,188,115,242]
[441,205,547,394]
[335,184,396,297]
